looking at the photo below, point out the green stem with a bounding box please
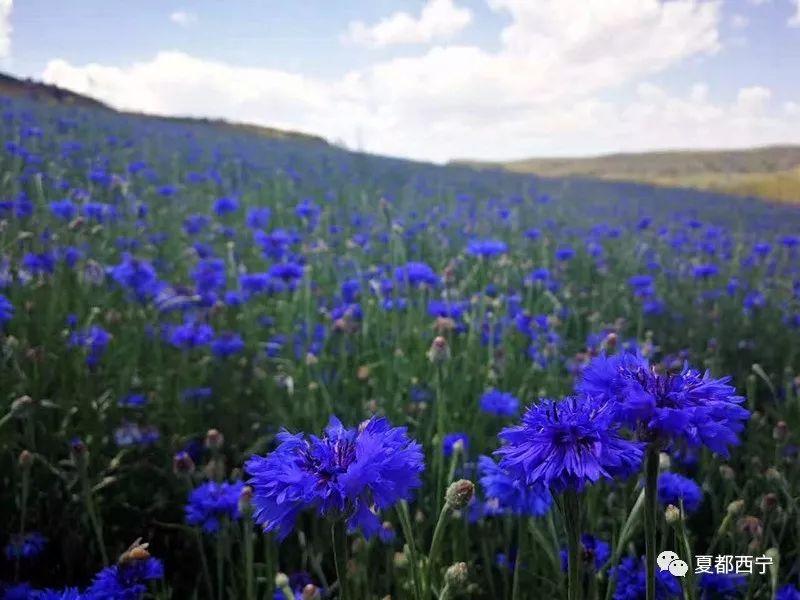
[216,527,225,600]
[332,520,351,599]
[439,583,452,600]
[512,519,525,600]
[397,501,424,600]
[427,504,452,593]
[675,502,696,600]
[644,446,660,600]
[243,521,255,600]
[564,491,583,600]
[80,462,108,566]
[195,529,214,600]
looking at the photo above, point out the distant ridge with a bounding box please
[0,71,328,145]
[452,146,800,203]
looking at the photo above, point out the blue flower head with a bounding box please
[34,588,83,600]
[480,389,520,417]
[186,480,245,533]
[776,585,800,600]
[0,294,13,325]
[657,472,703,514]
[559,534,611,573]
[467,239,507,257]
[85,556,163,600]
[442,432,469,457]
[577,352,749,456]
[245,416,424,540]
[497,396,644,493]
[612,556,681,600]
[394,261,439,287]
[698,573,746,600]
[4,532,47,560]
[478,455,551,517]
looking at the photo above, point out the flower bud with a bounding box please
[172,451,195,475]
[760,493,779,513]
[719,465,735,481]
[444,562,468,589]
[445,479,475,510]
[427,336,450,364]
[658,452,671,471]
[726,500,745,517]
[274,572,290,588]
[302,584,320,600]
[773,421,789,442]
[665,504,682,525]
[239,485,253,515]
[18,450,33,470]
[393,551,409,569]
[205,428,224,450]
[765,467,782,482]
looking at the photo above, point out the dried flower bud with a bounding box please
[239,485,253,514]
[726,500,745,517]
[427,336,450,364]
[719,465,735,481]
[773,421,788,442]
[444,562,468,589]
[16,450,33,471]
[172,451,195,475]
[301,584,320,600]
[393,551,409,569]
[11,395,35,415]
[205,428,224,450]
[765,467,782,482]
[737,516,764,539]
[445,479,475,510]
[658,452,671,471]
[665,504,682,525]
[275,573,290,588]
[760,493,779,513]
[118,538,150,565]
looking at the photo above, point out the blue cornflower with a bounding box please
[113,422,159,448]
[394,261,439,287]
[85,553,163,600]
[693,264,719,279]
[612,556,681,600]
[182,387,213,403]
[479,389,520,417]
[183,214,210,235]
[211,332,245,358]
[2,583,35,600]
[467,239,508,257]
[245,416,424,540]
[166,321,214,349]
[559,534,611,572]
[577,352,749,456]
[698,573,746,599]
[186,481,245,533]
[118,393,147,408]
[0,294,13,325]
[49,199,76,221]
[267,262,304,284]
[4,532,47,560]
[497,396,644,492]
[23,252,56,275]
[191,258,226,294]
[657,472,703,513]
[776,585,800,600]
[109,254,161,301]
[213,196,239,216]
[68,326,111,367]
[555,246,575,261]
[478,455,552,517]
[246,207,271,229]
[442,432,469,457]
[255,228,293,260]
[34,588,83,600]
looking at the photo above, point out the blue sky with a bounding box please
[3,0,800,161]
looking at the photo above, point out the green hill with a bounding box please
[453,146,800,203]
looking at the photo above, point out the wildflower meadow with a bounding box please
[1,96,800,600]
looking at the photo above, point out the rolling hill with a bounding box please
[0,71,327,146]
[453,146,800,203]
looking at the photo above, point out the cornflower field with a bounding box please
[1,95,800,600]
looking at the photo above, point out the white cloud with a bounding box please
[41,0,800,162]
[170,10,197,27]
[790,0,800,26]
[344,0,472,48]
[730,14,749,29]
[0,0,12,58]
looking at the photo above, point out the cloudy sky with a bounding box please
[4,0,800,162]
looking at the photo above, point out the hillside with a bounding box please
[0,71,327,145]
[454,146,800,203]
